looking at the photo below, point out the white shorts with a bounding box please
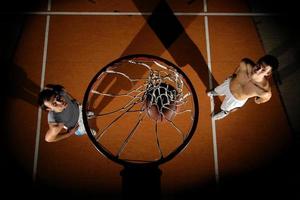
[215,78,247,112]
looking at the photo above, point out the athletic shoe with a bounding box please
[207,90,218,97]
[87,111,95,119]
[91,129,97,136]
[212,110,229,120]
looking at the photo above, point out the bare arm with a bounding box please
[230,60,247,78]
[254,92,272,104]
[45,122,76,142]
[233,63,242,74]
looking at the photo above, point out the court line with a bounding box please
[5,11,278,16]
[203,0,219,184]
[33,0,51,182]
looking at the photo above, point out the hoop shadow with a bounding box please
[143,0,221,106]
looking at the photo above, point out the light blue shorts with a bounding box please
[75,105,86,136]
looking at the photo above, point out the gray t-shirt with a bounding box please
[48,90,80,130]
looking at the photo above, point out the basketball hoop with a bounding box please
[82,54,199,166]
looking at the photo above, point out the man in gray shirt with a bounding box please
[38,84,94,142]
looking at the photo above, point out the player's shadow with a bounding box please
[5,62,40,107]
[2,13,40,107]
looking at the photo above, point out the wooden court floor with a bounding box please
[2,0,295,199]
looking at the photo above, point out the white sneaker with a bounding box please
[87,111,95,119]
[212,110,229,120]
[207,90,218,97]
[90,129,97,136]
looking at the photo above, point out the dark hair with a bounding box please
[241,58,255,66]
[257,55,279,71]
[38,84,64,110]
